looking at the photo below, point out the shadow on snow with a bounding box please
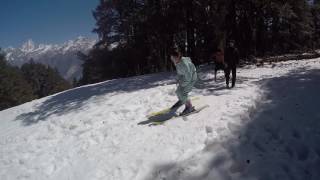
[15,72,177,126]
[143,68,320,180]
[15,65,233,126]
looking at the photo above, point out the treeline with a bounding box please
[80,0,320,85]
[0,50,71,111]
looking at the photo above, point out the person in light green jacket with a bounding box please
[170,48,198,116]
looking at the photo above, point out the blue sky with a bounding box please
[0,0,99,48]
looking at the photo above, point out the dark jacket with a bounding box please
[224,47,239,68]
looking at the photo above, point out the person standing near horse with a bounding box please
[224,40,239,88]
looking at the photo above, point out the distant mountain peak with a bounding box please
[4,37,97,81]
[21,39,36,52]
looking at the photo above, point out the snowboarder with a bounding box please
[212,48,225,81]
[224,40,239,88]
[170,48,198,116]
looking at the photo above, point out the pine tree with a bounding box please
[21,61,71,98]
[311,0,320,48]
[0,50,34,110]
[81,0,317,85]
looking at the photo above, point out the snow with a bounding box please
[108,42,120,50]
[1,58,320,180]
[21,39,35,52]
[3,37,96,81]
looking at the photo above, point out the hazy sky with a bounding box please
[0,0,99,48]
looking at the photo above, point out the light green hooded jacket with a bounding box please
[175,57,197,103]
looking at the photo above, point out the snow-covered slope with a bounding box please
[0,58,320,180]
[4,37,96,81]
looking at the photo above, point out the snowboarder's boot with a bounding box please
[180,106,196,116]
[231,78,236,88]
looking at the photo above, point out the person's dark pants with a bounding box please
[224,66,237,88]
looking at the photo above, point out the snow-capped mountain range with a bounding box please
[4,37,97,81]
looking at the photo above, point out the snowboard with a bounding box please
[146,96,201,118]
[138,104,209,126]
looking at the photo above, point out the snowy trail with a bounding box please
[1,58,320,180]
